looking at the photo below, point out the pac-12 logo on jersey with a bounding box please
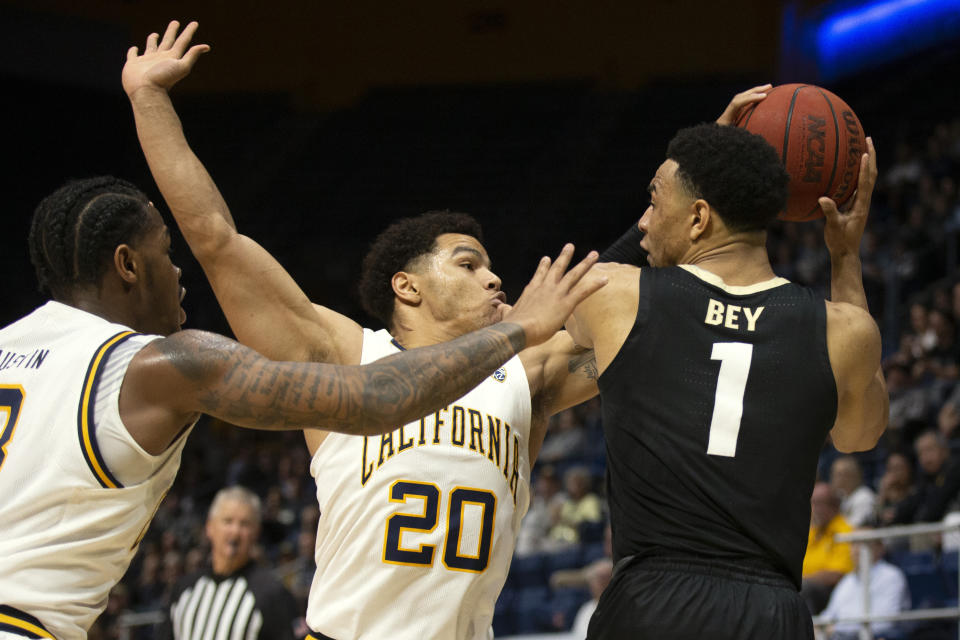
[492,367,506,382]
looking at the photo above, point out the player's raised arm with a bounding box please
[122,245,605,453]
[123,21,360,365]
[821,137,878,311]
[820,137,888,452]
[826,301,888,452]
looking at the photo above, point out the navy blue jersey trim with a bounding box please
[76,331,139,489]
[0,605,55,638]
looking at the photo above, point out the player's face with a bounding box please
[638,160,696,267]
[414,233,506,335]
[136,206,186,336]
[206,499,259,573]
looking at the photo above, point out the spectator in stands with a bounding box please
[885,362,929,439]
[952,281,960,322]
[938,382,960,444]
[830,456,878,527]
[819,532,910,640]
[89,583,131,640]
[893,429,960,524]
[795,226,830,285]
[802,482,855,615]
[538,409,589,464]
[898,301,934,363]
[913,309,960,386]
[876,451,915,527]
[183,548,204,576]
[279,504,320,610]
[165,486,298,640]
[549,523,613,592]
[886,141,923,188]
[568,558,614,639]
[516,465,568,556]
[133,549,164,611]
[548,466,604,546]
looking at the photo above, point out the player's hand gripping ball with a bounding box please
[736,83,865,222]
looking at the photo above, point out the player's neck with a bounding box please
[390,316,475,350]
[69,288,139,331]
[684,237,776,286]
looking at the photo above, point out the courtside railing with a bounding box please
[813,520,960,640]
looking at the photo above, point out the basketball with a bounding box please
[736,83,866,222]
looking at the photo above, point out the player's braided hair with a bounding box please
[358,211,484,328]
[29,176,154,300]
[667,123,789,233]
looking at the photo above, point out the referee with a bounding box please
[166,486,299,640]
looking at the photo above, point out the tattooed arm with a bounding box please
[119,244,607,454]
[120,324,526,454]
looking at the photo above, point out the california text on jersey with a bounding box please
[360,403,522,504]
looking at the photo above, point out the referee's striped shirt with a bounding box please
[168,562,297,640]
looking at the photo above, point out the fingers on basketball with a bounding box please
[736,84,866,223]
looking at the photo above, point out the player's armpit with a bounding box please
[827,302,888,452]
[522,332,599,421]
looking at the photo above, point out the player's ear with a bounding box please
[113,244,140,285]
[689,199,711,241]
[392,271,421,305]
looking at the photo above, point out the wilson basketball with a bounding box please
[736,83,865,222]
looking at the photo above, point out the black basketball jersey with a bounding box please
[599,265,838,589]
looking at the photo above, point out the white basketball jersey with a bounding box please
[306,328,532,640]
[0,302,191,638]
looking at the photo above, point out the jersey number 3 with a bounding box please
[0,385,26,472]
[707,342,753,458]
[383,480,496,573]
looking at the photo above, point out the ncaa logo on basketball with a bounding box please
[492,367,507,382]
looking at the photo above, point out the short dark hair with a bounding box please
[29,176,155,301]
[358,211,483,327]
[666,123,789,233]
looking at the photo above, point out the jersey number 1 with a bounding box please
[707,342,753,457]
[0,385,26,473]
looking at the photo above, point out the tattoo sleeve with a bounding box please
[152,323,526,435]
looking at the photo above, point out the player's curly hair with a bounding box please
[29,176,155,301]
[667,123,789,233]
[359,211,484,328]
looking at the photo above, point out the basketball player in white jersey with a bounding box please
[0,175,601,640]
[124,22,604,639]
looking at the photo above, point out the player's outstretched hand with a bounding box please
[122,20,209,98]
[716,84,772,126]
[821,137,878,258]
[503,244,607,348]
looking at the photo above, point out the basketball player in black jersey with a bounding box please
[567,123,887,639]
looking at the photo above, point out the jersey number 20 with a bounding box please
[0,385,26,472]
[383,480,496,573]
[707,342,753,457]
